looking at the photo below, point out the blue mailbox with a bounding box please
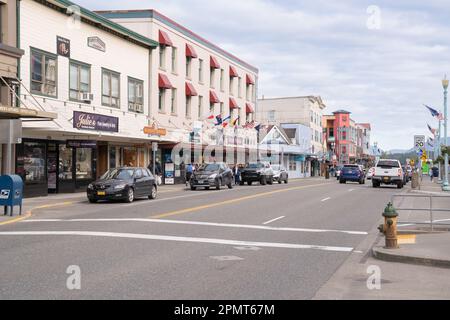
[0,175,23,216]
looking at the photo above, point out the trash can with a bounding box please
[0,175,23,216]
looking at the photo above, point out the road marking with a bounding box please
[234,246,261,251]
[210,256,244,261]
[150,182,333,219]
[24,218,368,235]
[348,189,355,192]
[0,212,32,226]
[0,231,354,252]
[263,216,285,225]
[321,197,331,202]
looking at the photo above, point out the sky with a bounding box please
[75,0,450,151]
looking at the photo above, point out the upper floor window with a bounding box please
[210,69,215,88]
[171,47,177,73]
[171,88,177,114]
[268,110,275,122]
[69,60,90,101]
[199,59,204,83]
[102,69,120,108]
[186,57,192,79]
[220,69,224,91]
[198,95,203,119]
[31,48,57,97]
[158,88,165,112]
[128,78,144,113]
[229,77,234,96]
[159,45,166,69]
[238,77,242,98]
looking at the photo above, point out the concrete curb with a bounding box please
[372,246,450,269]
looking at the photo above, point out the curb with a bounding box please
[372,246,450,269]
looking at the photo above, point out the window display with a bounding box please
[76,148,93,180]
[59,145,73,180]
[23,142,46,184]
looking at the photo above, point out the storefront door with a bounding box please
[16,141,48,197]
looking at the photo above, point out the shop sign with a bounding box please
[165,163,175,185]
[57,36,70,57]
[295,155,306,162]
[73,111,119,132]
[66,140,97,148]
[87,36,106,52]
[144,126,167,136]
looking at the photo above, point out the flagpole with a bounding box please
[442,77,449,191]
[438,118,443,183]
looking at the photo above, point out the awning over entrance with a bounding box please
[0,105,57,120]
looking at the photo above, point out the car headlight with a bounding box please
[208,174,218,179]
[87,184,94,190]
[114,184,127,190]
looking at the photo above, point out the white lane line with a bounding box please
[321,197,331,202]
[263,216,285,225]
[398,218,450,228]
[0,231,354,252]
[23,218,368,235]
[348,189,355,192]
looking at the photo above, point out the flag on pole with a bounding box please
[427,124,436,136]
[214,114,223,126]
[207,114,215,120]
[221,115,231,128]
[424,105,444,121]
[231,116,240,127]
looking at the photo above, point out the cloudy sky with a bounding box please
[77,0,450,150]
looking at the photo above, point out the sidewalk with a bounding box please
[0,183,187,225]
[372,178,450,269]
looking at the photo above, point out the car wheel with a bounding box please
[284,178,288,184]
[227,181,233,189]
[239,181,244,186]
[372,181,379,188]
[88,198,97,203]
[190,185,196,191]
[125,188,134,203]
[267,176,273,185]
[340,179,345,184]
[397,182,403,189]
[148,185,157,200]
[278,179,282,184]
[247,181,252,186]
[216,179,221,190]
[205,187,210,190]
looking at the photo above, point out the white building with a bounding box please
[256,96,326,176]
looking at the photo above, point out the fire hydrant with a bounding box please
[378,202,399,249]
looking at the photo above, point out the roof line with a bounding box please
[94,9,258,73]
[46,0,159,48]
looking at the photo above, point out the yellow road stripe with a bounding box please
[0,212,32,226]
[151,182,332,219]
[398,234,416,244]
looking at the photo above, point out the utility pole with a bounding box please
[442,77,449,191]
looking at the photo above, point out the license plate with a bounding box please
[198,180,204,184]
[97,191,106,196]
[383,177,390,181]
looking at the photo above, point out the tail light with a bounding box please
[398,169,402,176]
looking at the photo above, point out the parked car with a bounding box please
[87,167,157,203]
[240,162,274,185]
[271,164,288,184]
[190,162,233,190]
[366,167,375,180]
[372,159,404,189]
[339,164,365,184]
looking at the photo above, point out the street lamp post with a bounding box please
[438,118,443,183]
[442,78,450,191]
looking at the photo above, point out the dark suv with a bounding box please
[339,164,365,184]
[190,162,233,190]
[240,162,274,185]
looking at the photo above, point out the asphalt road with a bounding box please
[0,178,401,299]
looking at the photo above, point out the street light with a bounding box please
[442,77,449,191]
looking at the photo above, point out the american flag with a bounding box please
[424,105,444,121]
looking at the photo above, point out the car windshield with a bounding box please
[101,168,135,180]
[246,163,264,169]
[271,165,281,170]
[200,164,220,171]
[377,160,400,168]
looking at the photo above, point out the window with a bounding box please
[238,77,242,98]
[171,88,177,114]
[268,110,275,122]
[199,59,204,83]
[229,77,234,95]
[210,69,215,88]
[76,148,93,180]
[186,96,192,118]
[102,69,120,108]
[128,78,144,113]
[246,84,251,101]
[158,89,165,112]
[171,47,177,73]
[220,102,224,115]
[210,102,214,113]
[198,95,203,119]
[329,128,334,138]
[69,61,90,101]
[186,57,192,78]
[220,69,224,91]
[159,45,166,69]
[31,49,57,97]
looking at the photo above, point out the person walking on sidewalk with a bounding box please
[185,163,194,186]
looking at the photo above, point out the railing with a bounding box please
[392,194,450,231]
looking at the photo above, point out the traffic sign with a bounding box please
[414,135,425,150]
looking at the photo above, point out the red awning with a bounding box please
[229,97,240,110]
[210,56,220,69]
[229,66,238,78]
[159,30,173,46]
[246,74,255,85]
[209,90,220,104]
[158,73,173,89]
[185,82,198,97]
[185,44,198,59]
[245,103,254,113]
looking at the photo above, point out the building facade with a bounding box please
[15,0,259,196]
[256,96,326,176]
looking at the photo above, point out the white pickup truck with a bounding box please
[372,159,404,189]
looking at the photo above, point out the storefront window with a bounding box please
[109,147,117,169]
[59,145,73,180]
[76,148,93,180]
[23,142,46,184]
[123,147,137,167]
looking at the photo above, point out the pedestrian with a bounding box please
[234,164,241,185]
[429,167,433,181]
[432,166,439,183]
[186,163,194,186]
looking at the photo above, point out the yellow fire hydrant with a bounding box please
[378,202,399,249]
